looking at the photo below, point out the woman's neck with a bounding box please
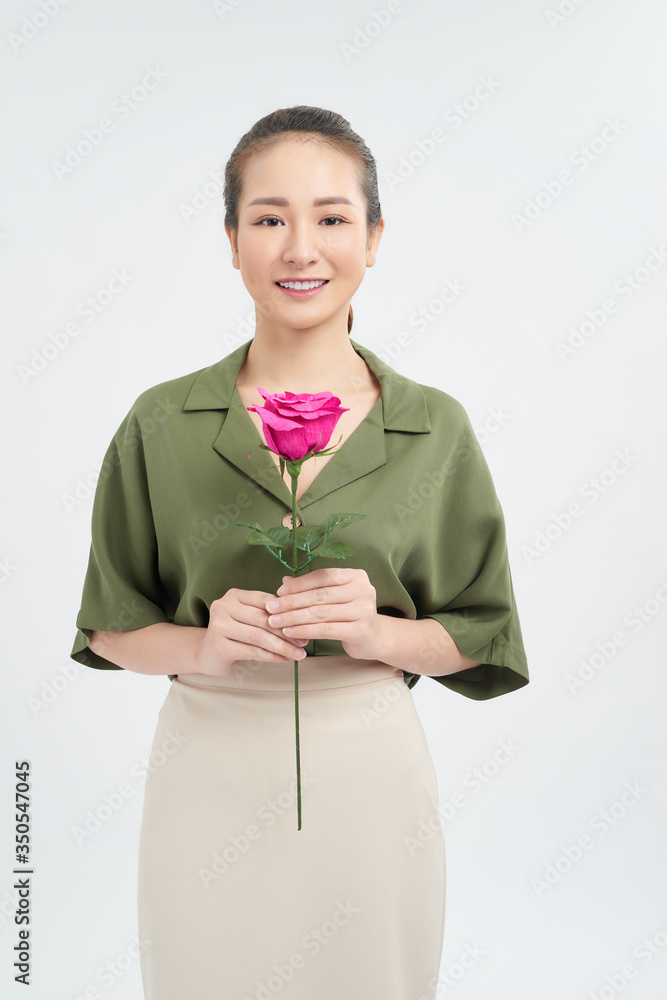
[236,327,376,396]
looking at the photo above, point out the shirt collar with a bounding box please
[182,337,432,433]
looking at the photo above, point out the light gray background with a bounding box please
[2,0,666,997]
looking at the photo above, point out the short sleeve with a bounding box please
[69,400,172,671]
[407,398,530,700]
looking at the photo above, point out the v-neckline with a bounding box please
[231,382,384,507]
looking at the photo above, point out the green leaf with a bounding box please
[311,540,355,559]
[292,526,326,552]
[246,529,289,547]
[321,513,369,534]
[225,520,264,531]
[262,526,292,546]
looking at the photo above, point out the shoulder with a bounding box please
[353,337,473,437]
[415,380,475,438]
[418,381,470,419]
[126,365,211,422]
[104,363,216,456]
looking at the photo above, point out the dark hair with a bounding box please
[223,105,382,335]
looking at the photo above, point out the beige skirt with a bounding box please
[136,655,446,999]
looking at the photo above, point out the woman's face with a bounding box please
[226,137,384,332]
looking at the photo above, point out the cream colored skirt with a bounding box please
[137,655,446,1000]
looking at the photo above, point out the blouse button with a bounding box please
[282,511,302,529]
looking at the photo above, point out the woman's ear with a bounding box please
[366,217,385,268]
[224,224,240,269]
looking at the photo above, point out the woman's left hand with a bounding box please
[265,567,386,662]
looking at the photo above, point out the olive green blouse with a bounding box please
[70,337,529,700]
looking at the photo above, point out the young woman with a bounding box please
[71,105,529,999]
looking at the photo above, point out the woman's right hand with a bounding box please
[194,587,309,677]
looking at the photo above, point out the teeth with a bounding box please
[277,280,327,290]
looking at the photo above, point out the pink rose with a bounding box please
[247,388,349,462]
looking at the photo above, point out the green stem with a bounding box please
[263,547,296,570]
[263,546,317,574]
[290,475,302,831]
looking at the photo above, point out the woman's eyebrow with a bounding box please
[246,196,356,207]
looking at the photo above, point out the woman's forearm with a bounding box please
[88,615,481,679]
[87,623,206,676]
[375,614,482,677]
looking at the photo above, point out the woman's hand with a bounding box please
[264,567,386,662]
[196,587,309,676]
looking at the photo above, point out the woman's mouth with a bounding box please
[275,279,329,299]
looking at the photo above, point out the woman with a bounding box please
[71,105,529,999]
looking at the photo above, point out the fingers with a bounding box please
[228,619,307,661]
[267,603,358,634]
[270,583,356,615]
[227,638,306,663]
[244,589,298,606]
[277,567,359,594]
[214,591,307,662]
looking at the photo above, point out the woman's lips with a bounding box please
[275,281,329,299]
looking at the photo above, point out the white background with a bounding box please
[2,1,666,997]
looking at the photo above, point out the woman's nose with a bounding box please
[282,221,321,266]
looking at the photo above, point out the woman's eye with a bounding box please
[254,215,347,227]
